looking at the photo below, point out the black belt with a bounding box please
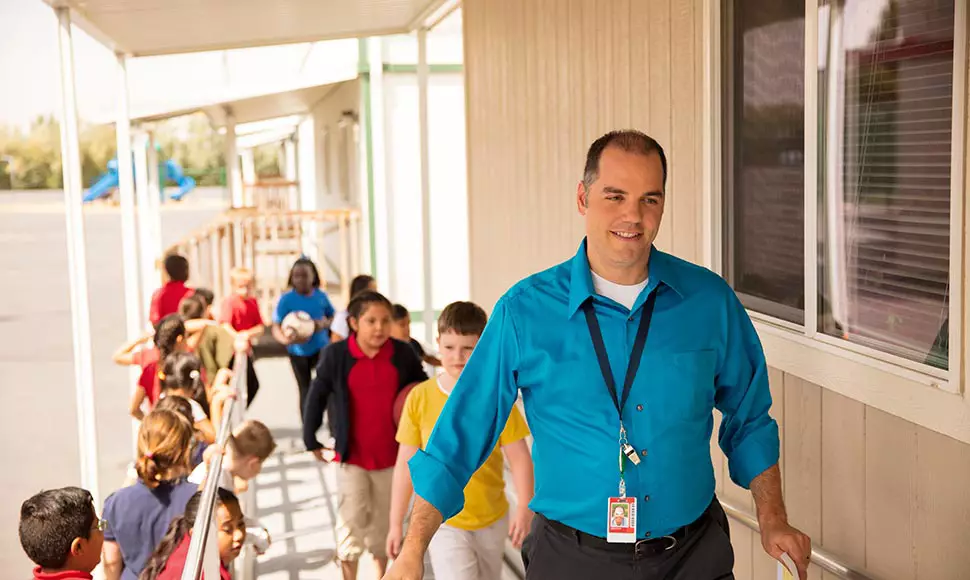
[541,507,710,558]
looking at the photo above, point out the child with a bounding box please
[188,419,277,554]
[389,303,442,367]
[218,267,264,405]
[150,254,193,326]
[191,287,216,320]
[179,296,243,398]
[159,351,236,444]
[126,315,188,421]
[153,395,207,468]
[138,489,245,580]
[101,409,198,580]
[19,487,104,580]
[272,257,336,420]
[387,301,534,580]
[303,290,427,580]
[330,274,377,342]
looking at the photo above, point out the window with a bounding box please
[819,0,954,369]
[723,0,807,324]
[723,0,958,372]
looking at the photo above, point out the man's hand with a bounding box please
[508,506,533,548]
[386,524,404,560]
[760,516,812,580]
[382,546,424,580]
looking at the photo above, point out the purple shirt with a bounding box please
[102,478,197,580]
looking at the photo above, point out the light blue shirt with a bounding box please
[273,288,336,356]
[409,240,779,538]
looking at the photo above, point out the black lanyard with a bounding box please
[581,290,658,418]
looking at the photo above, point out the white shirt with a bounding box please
[591,271,648,310]
[331,310,350,339]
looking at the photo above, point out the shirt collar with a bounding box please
[33,567,93,580]
[566,238,685,318]
[348,334,394,360]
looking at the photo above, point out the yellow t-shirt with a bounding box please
[396,376,530,531]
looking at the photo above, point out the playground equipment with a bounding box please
[84,156,196,203]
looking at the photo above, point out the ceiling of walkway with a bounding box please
[44,0,455,56]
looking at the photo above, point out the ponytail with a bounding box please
[161,351,205,400]
[135,409,194,489]
[138,489,240,580]
[138,514,191,580]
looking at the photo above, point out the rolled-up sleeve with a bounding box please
[715,292,780,489]
[408,297,522,519]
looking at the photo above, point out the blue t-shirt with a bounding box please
[273,288,336,357]
[102,478,197,580]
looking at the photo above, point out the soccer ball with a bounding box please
[281,311,316,343]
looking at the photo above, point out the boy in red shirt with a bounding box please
[149,254,192,326]
[19,487,104,580]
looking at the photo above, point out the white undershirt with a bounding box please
[591,271,648,310]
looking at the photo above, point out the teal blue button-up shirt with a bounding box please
[409,240,779,538]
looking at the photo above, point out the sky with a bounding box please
[0,0,464,133]
[0,0,364,131]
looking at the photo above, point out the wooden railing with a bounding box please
[243,179,300,212]
[163,208,362,322]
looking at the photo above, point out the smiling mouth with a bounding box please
[611,231,643,240]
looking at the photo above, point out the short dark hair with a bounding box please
[178,294,207,320]
[437,301,488,336]
[161,351,204,397]
[582,130,668,193]
[163,254,190,282]
[19,487,96,569]
[192,288,214,309]
[347,290,393,323]
[287,257,322,289]
[391,304,409,321]
[350,275,376,298]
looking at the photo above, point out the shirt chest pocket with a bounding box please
[641,349,717,423]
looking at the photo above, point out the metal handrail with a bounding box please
[719,499,877,580]
[180,352,248,580]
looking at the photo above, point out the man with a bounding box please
[383,131,811,580]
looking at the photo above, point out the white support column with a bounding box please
[115,53,142,444]
[226,111,242,208]
[240,148,256,207]
[417,28,435,345]
[284,138,298,210]
[146,133,163,274]
[134,129,157,312]
[368,37,392,294]
[54,6,101,507]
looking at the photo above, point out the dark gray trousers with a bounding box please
[521,498,735,580]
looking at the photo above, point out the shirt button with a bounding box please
[636,404,643,411]
[640,449,648,457]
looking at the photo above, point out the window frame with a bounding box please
[705,0,968,395]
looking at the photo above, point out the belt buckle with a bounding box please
[633,535,677,556]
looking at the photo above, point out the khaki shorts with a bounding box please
[335,464,393,562]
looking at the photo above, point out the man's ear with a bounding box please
[576,181,589,215]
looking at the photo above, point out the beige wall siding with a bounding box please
[463,0,704,309]
[717,369,970,580]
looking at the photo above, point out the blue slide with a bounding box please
[83,157,196,203]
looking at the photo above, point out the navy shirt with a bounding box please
[102,478,197,580]
[273,288,336,357]
[409,240,779,538]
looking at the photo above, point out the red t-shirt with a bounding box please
[218,294,264,331]
[32,568,93,580]
[154,534,233,580]
[149,281,193,326]
[133,347,161,403]
[337,335,400,470]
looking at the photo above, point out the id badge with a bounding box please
[606,496,637,543]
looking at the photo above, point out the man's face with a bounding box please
[577,147,665,274]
